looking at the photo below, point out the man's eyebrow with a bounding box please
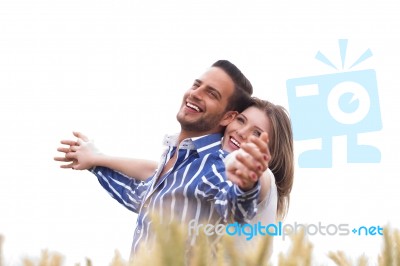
[194,79,222,99]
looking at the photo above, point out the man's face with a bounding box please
[177,67,235,134]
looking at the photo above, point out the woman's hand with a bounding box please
[226,132,271,191]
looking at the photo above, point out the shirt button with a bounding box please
[136,229,141,234]
[143,203,148,208]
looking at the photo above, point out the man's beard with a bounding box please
[177,113,224,133]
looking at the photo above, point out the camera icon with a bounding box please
[287,69,382,168]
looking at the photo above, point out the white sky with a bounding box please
[1,0,399,265]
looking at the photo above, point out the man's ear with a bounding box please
[220,111,238,126]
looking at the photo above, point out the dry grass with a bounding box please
[278,228,313,266]
[378,226,400,266]
[21,250,63,266]
[1,224,399,266]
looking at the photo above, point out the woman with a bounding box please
[55,97,294,257]
[223,98,294,222]
[221,98,294,259]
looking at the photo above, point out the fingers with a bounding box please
[59,132,89,149]
[248,133,269,154]
[259,131,269,144]
[236,152,264,179]
[228,154,259,189]
[234,169,257,191]
[70,145,78,152]
[60,140,78,146]
[73,132,91,147]
[65,151,77,160]
[73,131,90,142]
[60,160,81,170]
[225,148,262,190]
[57,147,70,153]
[57,146,80,155]
[55,132,88,170]
[240,143,266,170]
[54,156,73,162]
[242,133,271,172]
[226,155,245,187]
[234,167,258,183]
[226,167,245,188]
[60,162,75,169]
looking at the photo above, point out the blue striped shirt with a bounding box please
[91,133,260,255]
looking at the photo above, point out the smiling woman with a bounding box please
[223,106,271,151]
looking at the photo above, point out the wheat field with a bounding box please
[1,223,399,266]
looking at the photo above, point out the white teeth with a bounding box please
[187,102,200,112]
[230,137,240,148]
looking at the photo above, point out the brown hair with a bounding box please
[211,60,253,113]
[250,97,294,221]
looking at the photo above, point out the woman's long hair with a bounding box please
[250,97,294,221]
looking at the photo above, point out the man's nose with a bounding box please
[189,86,204,100]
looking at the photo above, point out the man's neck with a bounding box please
[158,131,210,179]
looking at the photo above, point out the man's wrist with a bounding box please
[235,180,260,197]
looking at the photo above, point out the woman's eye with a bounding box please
[236,117,245,124]
[253,131,262,137]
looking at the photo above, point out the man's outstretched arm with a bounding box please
[54,131,158,180]
[54,131,155,212]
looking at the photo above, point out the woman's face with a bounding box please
[222,106,271,152]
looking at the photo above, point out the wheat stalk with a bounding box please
[1,223,400,265]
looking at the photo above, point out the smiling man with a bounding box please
[177,66,236,135]
[57,60,263,259]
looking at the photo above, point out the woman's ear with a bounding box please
[220,111,238,126]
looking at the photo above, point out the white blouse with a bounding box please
[224,150,278,260]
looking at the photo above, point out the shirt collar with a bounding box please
[162,133,223,156]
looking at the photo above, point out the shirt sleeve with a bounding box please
[90,166,151,213]
[196,154,260,223]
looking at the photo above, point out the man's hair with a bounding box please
[211,60,253,113]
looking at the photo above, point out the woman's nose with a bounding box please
[236,128,249,141]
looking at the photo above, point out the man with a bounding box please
[55,60,268,258]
